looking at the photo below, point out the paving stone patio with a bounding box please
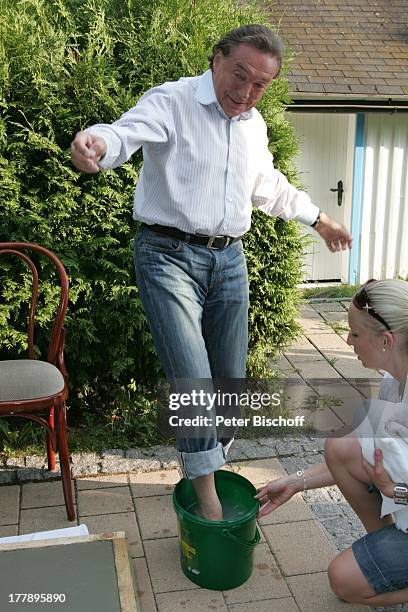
[1,300,407,612]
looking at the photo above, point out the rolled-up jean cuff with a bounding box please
[177,442,226,480]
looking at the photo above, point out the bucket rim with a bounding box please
[173,470,260,526]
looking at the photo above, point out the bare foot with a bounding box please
[191,472,223,520]
[195,500,223,521]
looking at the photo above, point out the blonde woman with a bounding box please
[256,279,408,607]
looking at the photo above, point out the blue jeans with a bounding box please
[134,226,249,479]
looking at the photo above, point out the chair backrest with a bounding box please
[0,243,69,367]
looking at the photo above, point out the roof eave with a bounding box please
[287,92,408,112]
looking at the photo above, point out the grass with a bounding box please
[301,284,359,300]
[324,320,349,335]
[0,418,172,461]
[0,389,172,460]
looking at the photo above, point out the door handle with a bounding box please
[330,180,344,206]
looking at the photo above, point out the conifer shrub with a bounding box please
[0,0,303,420]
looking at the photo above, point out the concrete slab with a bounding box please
[308,382,365,426]
[21,480,67,509]
[156,589,227,611]
[19,505,76,534]
[262,520,335,576]
[298,318,332,334]
[299,305,323,319]
[144,537,199,594]
[134,495,177,540]
[322,312,349,325]
[335,363,383,379]
[287,572,369,612]
[75,473,129,490]
[269,356,303,379]
[228,598,300,612]
[316,351,357,365]
[133,557,158,612]
[283,382,318,406]
[258,493,314,526]
[129,469,181,498]
[0,485,19,525]
[311,302,347,313]
[231,458,286,486]
[77,485,134,516]
[285,337,322,359]
[223,543,291,604]
[307,333,351,351]
[82,511,143,558]
[302,407,346,434]
[308,380,364,399]
[0,524,18,537]
[287,360,341,379]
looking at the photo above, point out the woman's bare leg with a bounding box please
[325,437,392,532]
[328,547,408,606]
[325,437,407,605]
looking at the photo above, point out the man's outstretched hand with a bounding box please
[71,131,107,173]
[314,211,353,252]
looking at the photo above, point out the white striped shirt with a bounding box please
[86,69,318,236]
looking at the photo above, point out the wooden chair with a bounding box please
[0,242,75,520]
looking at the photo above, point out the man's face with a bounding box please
[212,43,280,117]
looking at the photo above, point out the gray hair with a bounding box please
[353,278,408,335]
[208,24,284,75]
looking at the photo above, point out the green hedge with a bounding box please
[0,0,303,416]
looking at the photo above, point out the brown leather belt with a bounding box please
[143,224,242,250]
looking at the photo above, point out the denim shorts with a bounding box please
[352,524,408,594]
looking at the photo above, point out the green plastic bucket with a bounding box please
[173,470,260,590]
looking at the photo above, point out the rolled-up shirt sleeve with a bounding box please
[251,139,319,226]
[84,86,173,170]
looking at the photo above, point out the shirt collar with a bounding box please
[195,69,254,121]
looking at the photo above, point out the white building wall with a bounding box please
[359,114,408,282]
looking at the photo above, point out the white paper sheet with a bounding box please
[0,524,89,544]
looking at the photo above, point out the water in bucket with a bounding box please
[187,498,249,521]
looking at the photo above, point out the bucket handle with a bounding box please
[221,526,260,549]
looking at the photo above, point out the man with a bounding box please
[71,24,352,520]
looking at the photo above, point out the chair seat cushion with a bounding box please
[0,360,65,401]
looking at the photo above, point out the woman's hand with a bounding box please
[255,476,299,518]
[362,448,395,499]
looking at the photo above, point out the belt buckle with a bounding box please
[207,235,230,249]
